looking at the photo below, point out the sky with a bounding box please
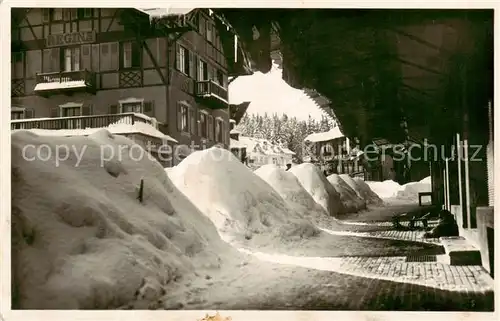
[228,62,330,122]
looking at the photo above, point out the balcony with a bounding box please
[34,70,96,97]
[195,80,229,109]
[11,113,154,131]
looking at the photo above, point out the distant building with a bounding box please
[303,128,365,177]
[229,127,295,169]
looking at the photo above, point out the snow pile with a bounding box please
[365,176,432,202]
[11,130,232,309]
[289,163,346,217]
[327,174,366,213]
[168,148,320,243]
[254,165,327,216]
[13,114,177,143]
[396,176,432,200]
[339,174,384,205]
[365,180,405,199]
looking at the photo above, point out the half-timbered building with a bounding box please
[11,8,251,164]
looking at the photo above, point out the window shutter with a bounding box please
[190,109,197,135]
[189,51,196,79]
[175,43,182,71]
[50,48,60,72]
[144,101,154,117]
[110,42,119,70]
[100,43,109,71]
[42,9,50,23]
[208,115,214,140]
[50,107,59,118]
[91,44,99,71]
[82,104,92,116]
[24,109,34,119]
[82,45,91,70]
[63,9,71,21]
[222,121,227,145]
[42,49,51,73]
[177,103,182,131]
[199,17,205,36]
[109,104,118,114]
[197,113,202,136]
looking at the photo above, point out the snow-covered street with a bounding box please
[10,130,494,311]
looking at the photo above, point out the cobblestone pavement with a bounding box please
[321,227,442,244]
[338,256,495,293]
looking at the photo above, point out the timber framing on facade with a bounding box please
[11,8,253,160]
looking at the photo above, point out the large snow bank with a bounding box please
[339,174,384,205]
[365,176,432,202]
[396,176,432,200]
[365,180,405,199]
[254,165,326,216]
[168,148,320,243]
[11,130,232,309]
[327,174,366,213]
[289,163,346,217]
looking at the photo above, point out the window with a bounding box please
[199,112,207,138]
[206,22,213,43]
[77,8,94,19]
[180,105,189,133]
[198,60,208,80]
[119,98,144,113]
[52,8,63,21]
[122,102,142,113]
[215,119,223,142]
[62,106,81,117]
[63,47,80,72]
[176,45,189,75]
[189,109,196,135]
[11,110,24,120]
[12,52,23,79]
[216,69,224,87]
[121,42,141,69]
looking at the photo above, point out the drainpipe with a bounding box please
[464,136,471,228]
[456,133,463,218]
[445,157,450,210]
[443,168,447,210]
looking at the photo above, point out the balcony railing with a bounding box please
[195,80,229,108]
[11,113,154,131]
[34,70,96,95]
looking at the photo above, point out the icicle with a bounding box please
[209,9,213,16]
[234,34,238,63]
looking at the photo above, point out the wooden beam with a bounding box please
[107,8,123,32]
[386,27,452,55]
[396,57,445,76]
[141,39,167,86]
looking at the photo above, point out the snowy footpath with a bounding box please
[11,131,494,311]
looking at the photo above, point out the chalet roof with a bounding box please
[304,127,344,143]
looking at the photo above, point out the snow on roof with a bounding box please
[236,136,294,157]
[304,127,344,143]
[136,8,195,18]
[230,128,242,134]
[34,80,87,92]
[229,62,330,122]
[229,138,246,149]
[12,119,178,143]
